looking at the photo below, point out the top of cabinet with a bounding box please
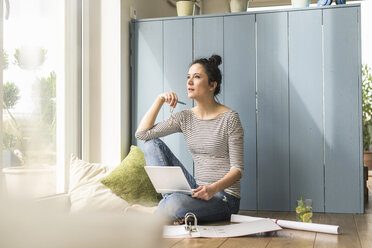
[131,3,360,23]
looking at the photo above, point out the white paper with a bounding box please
[231,214,340,235]
[162,225,200,238]
[163,218,282,238]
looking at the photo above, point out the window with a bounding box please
[1,0,81,198]
[361,0,372,66]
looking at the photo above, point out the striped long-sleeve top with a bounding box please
[135,109,244,198]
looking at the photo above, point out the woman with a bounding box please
[134,55,244,224]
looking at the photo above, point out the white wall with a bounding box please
[85,0,176,166]
[361,0,372,66]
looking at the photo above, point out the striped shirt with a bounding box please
[135,109,244,198]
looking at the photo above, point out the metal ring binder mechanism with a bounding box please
[184,212,198,234]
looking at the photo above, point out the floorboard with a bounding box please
[171,238,227,248]
[219,236,272,248]
[161,238,183,248]
[314,213,361,248]
[354,213,372,248]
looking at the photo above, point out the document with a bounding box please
[163,218,282,238]
[231,214,340,235]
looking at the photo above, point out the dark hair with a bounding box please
[191,54,222,96]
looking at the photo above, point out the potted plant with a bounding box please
[2,48,56,198]
[176,0,196,16]
[14,47,47,70]
[362,64,372,170]
[227,0,249,13]
[2,81,24,168]
[291,0,310,8]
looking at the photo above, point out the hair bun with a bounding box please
[208,54,222,66]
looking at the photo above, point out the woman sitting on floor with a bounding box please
[134,54,244,224]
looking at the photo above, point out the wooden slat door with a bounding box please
[323,7,362,213]
[224,14,257,210]
[163,19,194,175]
[132,21,164,150]
[288,10,324,212]
[193,17,224,103]
[256,12,290,211]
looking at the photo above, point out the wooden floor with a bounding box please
[161,178,372,248]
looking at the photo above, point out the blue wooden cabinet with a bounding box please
[131,4,363,213]
[163,19,194,175]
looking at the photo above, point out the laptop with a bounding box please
[144,166,194,195]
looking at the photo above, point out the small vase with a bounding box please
[291,0,310,8]
[176,1,195,16]
[230,0,249,13]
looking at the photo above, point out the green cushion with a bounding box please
[101,145,161,206]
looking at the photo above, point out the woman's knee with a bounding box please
[143,138,170,166]
[156,193,191,219]
[143,138,163,154]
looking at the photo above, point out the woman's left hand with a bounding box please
[192,185,218,200]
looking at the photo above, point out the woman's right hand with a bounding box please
[158,92,178,109]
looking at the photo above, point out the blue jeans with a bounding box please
[143,138,240,223]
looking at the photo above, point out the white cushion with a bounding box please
[69,155,129,213]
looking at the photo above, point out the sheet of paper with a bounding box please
[163,218,281,238]
[163,225,200,238]
[198,219,282,238]
[231,214,340,235]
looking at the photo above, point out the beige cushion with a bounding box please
[68,155,129,213]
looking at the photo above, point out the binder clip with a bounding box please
[184,212,198,234]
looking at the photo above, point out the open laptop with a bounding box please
[144,166,194,195]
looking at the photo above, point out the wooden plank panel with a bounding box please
[224,14,257,210]
[256,12,290,211]
[132,21,164,150]
[357,6,364,215]
[238,210,259,216]
[163,19,194,175]
[220,237,271,248]
[314,213,361,248]
[193,17,224,103]
[161,238,184,248]
[267,229,315,248]
[288,10,324,212]
[172,238,227,248]
[323,7,362,213]
[354,214,372,248]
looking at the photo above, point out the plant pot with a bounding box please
[2,165,56,198]
[291,0,310,8]
[2,150,22,168]
[364,151,372,171]
[15,46,46,70]
[229,0,249,13]
[176,1,195,16]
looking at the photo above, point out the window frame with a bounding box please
[0,0,82,196]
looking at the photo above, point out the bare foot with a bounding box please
[125,204,158,214]
[173,218,185,225]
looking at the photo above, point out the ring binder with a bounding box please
[184,212,198,234]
